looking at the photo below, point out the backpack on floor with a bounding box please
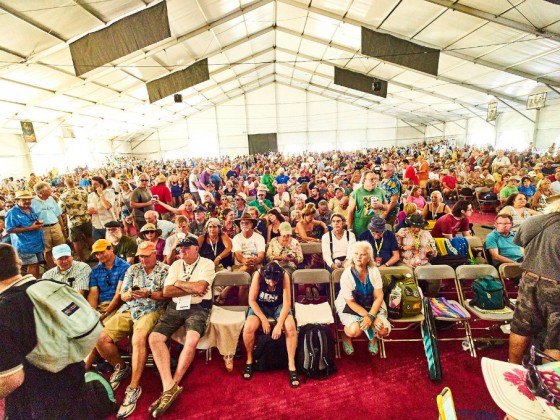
[296,324,336,381]
[253,333,288,371]
[471,276,505,310]
[16,277,102,373]
[84,371,118,418]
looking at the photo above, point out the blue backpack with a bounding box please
[471,276,505,310]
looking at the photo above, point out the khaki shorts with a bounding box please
[69,221,93,242]
[104,309,163,342]
[97,301,117,324]
[43,223,65,252]
[419,180,428,188]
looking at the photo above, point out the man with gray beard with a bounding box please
[104,221,137,264]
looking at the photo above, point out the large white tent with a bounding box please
[1,0,560,178]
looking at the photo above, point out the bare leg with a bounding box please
[26,263,39,279]
[96,332,124,368]
[242,315,261,366]
[509,332,531,364]
[284,316,298,371]
[129,330,149,389]
[149,332,173,391]
[172,330,200,387]
[44,251,55,269]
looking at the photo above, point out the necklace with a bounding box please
[431,202,439,220]
[208,235,218,257]
[413,232,421,251]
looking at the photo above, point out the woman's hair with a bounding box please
[404,202,418,216]
[222,207,234,219]
[301,203,317,217]
[451,200,471,217]
[267,208,285,223]
[504,192,526,207]
[347,241,374,269]
[411,186,422,195]
[0,244,21,280]
[91,176,107,189]
[537,178,551,191]
[175,215,188,225]
[184,199,195,209]
[261,261,285,284]
[204,217,222,235]
[430,190,443,200]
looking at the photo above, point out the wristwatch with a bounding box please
[147,291,153,299]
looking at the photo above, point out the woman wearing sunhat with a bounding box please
[396,213,437,268]
[138,223,165,262]
[242,262,299,387]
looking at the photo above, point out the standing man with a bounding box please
[347,171,388,237]
[31,182,66,268]
[148,237,215,417]
[509,196,560,364]
[0,244,89,419]
[417,155,429,196]
[94,242,169,418]
[198,165,216,204]
[5,190,45,279]
[59,176,92,262]
[379,163,402,226]
[188,168,201,204]
[130,173,154,231]
[43,244,91,295]
[402,158,419,187]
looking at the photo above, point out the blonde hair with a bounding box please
[301,202,317,217]
[404,202,418,216]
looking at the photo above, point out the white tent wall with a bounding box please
[495,109,535,151]
[534,104,560,151]
[0,133,32,179]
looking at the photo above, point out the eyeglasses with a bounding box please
[495,222,512,225]
[140,179,149,182]
[523,346,560,409]
[257,194,265,197]
[145,231,156,235]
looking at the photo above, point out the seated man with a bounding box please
[148,237,215,417]
[144,210,175,240]
[94,242,169,418]
[163,215,198,265]
[485,214,524,267]
[42,244,91,295]
[105,220,137,264]
[357,217,400,268]
[441,169,458,200]
[315,199,332,225]
[499,175,520,202]
[189,205,207,237]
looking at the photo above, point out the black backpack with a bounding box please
[253,333,288,371]
[84,371,118,419]
[296,324,337,381]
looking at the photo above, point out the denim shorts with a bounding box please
[247,304,292,320]
[19,251,45,265]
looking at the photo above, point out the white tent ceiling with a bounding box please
[1,0,560,145]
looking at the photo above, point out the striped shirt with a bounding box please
[42,261,92,292]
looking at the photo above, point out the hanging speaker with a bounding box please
[174,94,183,103]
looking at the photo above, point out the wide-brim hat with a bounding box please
[235,212,258,228]
[546,194,560,205]
[15,190,33,199]
[481,357,558,420]
[236,192,247,202]
[155,174,167,183]
[405,213,428,228]
[138,223,162,239]
[368,217,387,233]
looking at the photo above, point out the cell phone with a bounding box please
[132,286,140,291]
[152,194,159,200]
[436,387,457,420]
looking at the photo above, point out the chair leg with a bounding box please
[379,339,387,359]
[463,320,477,358]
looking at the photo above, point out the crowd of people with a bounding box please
[0,140,559,418]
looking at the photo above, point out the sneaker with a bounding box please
[109,363,131,391]
[152,383,183,418]
[117,385,142,418]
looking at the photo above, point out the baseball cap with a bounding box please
[92,239,112,253]
[136,241,156,256]
[177,237,198,248]
[278,222,292,236]
[52,244,72,260]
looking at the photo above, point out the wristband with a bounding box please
[367,313,376,321]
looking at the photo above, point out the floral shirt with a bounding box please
[266,237,304,270]
[119,261,169,321]
[59,187,90,227]
[380,175,402,218]
[396,228,437,268]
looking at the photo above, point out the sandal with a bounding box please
[305,287,312,300]
[342,335,354,356]
[289,370,300,388]
[311,286,320,301]
[242,363,253,380]
[214,295,226,305]
[224,355,234,373]
[368,340,379,356]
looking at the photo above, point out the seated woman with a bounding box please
[321,213,356,271]
[242,262,299,387]
[499,193,539,231]
[357,217,400,268]
[532,178,553,212]
[422,190,451,229]
[138,223,165,261]
[266,222,303,278]
[406,186,427,210]
[396,202,418,232]
[430,200,473,239]
[198,218,233,278]
[335,241,390,357]
[221,207,239,239]
[266,208,285,244]
[396,214,438,269]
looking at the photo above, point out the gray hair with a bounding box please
[345,241,375,269]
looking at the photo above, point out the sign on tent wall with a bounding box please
[248,133,277,155]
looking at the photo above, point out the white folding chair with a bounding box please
[415,265,475,357]
[466,236,486,264]
[292,269,335,332]
[300,242,323,255]
[455,264,513,347]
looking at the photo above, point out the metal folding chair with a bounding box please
[466,236,487,264]
[415,265,475,357]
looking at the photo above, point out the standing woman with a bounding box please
[87,176,116,241]
[335,241,390,356]
[242,262,299,387]
[266,208,285,244]
[118,181,134,236]
[169,169,183,208]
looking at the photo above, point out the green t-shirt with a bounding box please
[113,236,138,262]
[350,187,387,236]
[499,185,518,199]
[261,174,276,194]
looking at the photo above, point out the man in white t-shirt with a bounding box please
[231,212,265,305]
[274,183,291,209]
[188,168,200,204]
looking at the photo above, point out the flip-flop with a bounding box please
[289,370,300,388]
[242,363,253,380]
[342,340,354,356]
[368,340,379,356]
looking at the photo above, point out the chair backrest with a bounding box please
[212,270,252,288]
[415,265,456,281]
[331,268,344,284]
[378,265,414,279]
[499,263,524,281]
[300,242,322,255]
[466,236,483,249]
[292,268,331,285]
[456,264,499,281]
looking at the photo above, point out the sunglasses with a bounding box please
[523,346,560,409]
[105,274,113,288]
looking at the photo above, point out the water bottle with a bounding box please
[389,284,402,318]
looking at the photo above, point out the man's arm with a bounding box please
[346,196,357,230]
[382,192,398,219]
[163,280,208,298]
[0,367,25,399]
[87,286,99,309]
[487,248,516,264]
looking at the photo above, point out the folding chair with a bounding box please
[377,265,423,359]
[466,236,486,264]
[415,265,475,357]
[300,242,323,256]
[172,271,251,362]
[292,269,335,353]
[455,265,513,347]
[498,263,523,305]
